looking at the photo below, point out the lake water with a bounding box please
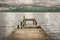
[0,12,60,40]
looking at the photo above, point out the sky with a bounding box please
[0,0,60,6]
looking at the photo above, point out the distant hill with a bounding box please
[0,0,60,12]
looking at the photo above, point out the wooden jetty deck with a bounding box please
[4,28,51,40]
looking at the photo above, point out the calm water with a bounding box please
[0,12,60,40]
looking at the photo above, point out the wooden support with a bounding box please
[20,16,40,29]
[21,22,22,29]
[17,25,19,29]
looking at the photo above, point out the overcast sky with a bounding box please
[0,0,60,6]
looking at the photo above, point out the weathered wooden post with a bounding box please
[17,25,19,29]
[21,22,22,29]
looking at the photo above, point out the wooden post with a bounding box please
[33,21,34,25]
[17,25,19,29]
[21,22,22,29]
